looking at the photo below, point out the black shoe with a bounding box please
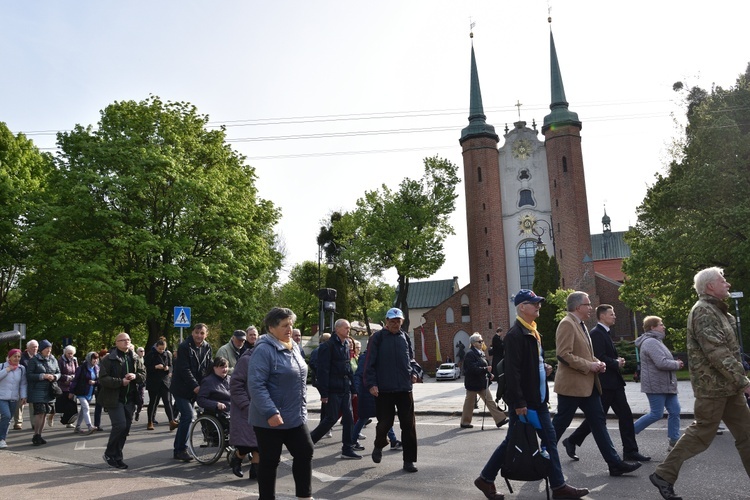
[609,460,642,476]
[403,461,418,473]
[248,463,258,480]
[340,449,363,460]
[174,449,193,462]
[623,451,651,462]
[153,420,159,425]
[496,418,509,428]
[32,434,41,446]
[103,454,127,469]
[649,473,683,500]
[460,423,474,428]
[134,412,139,422]
[372,446,383,464]
[37,435,47,445]
[562,438,578,461]
[230,454,243,477]
[353,442,365,451]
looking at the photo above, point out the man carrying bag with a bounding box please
[473,289,589,500]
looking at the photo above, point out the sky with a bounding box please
[3,1,749,288]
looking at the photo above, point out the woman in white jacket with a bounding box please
[633,316,684,450]
[0,349,28,448]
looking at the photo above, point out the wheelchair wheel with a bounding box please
[188,414,225,465]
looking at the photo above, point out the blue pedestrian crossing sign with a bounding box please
[174,307,191,328]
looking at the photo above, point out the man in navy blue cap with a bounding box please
[363,307,420,473]
[474,290,590,500]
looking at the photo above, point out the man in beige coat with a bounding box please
[551,291,641,477]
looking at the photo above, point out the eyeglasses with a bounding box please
[116,339,131,343]
[579,303,593,307]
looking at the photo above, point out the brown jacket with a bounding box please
[554,313,602,397]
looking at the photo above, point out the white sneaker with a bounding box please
[0,439,7,449]
[667,438,678,451]
[323,430,332,439]
[358,433,366,440]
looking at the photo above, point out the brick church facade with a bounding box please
[416,27,635,372]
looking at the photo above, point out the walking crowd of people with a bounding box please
[2,266,749,499]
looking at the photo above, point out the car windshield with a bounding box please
[439,364,453,370]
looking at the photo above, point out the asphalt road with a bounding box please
[2,409,748,499]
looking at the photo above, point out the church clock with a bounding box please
[512,139,532,160]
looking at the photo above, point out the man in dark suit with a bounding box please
[562,304,650,463]
[552,291,641,477]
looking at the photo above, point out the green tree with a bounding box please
[342,155,459,331]
[276,261,325,334]
[0,123,52,325]
[532,248,560,352]
[19,96,281,350]
[621,64,750,350]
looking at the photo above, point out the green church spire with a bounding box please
[542,28,581,133]
[460,37,498,143]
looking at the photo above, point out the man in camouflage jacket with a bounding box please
[651,267,750,500]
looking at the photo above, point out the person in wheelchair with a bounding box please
[197,357,231,445]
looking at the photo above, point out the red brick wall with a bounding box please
[544,125,597,302]
[461,135,510,342]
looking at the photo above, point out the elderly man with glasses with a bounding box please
[552,291,641,478]
[460,332,508,429]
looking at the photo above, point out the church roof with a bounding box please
[460,39,499,143]
[398,279,458,309]
[591,231,631,260]
[542,28,581,133]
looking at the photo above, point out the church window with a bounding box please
[518,240,536,289]
[562,157,568,173]
[477,167,482,182]
[461,294,470,322]
[485,250,489,257]
[486,274,490,282]
[446,307,455,323]
[519,169,530,180]
[487,298,491,305]
[482,203,486,210]
[518,189,535,207]
[484,227,487,234]
[488,321,493,330]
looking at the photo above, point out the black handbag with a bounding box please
[49,380,63,397]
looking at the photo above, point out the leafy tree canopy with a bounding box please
[621,63,750,350]
[19,96,281,350]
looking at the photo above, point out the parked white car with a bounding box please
[435,362,461,381]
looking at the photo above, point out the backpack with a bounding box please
[501,419,551,499]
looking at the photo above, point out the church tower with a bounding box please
[459,35,510,338]
[542,26,597,298]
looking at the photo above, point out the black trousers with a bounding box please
[254,424,313,500]
[566,386,639,454]
[374,391,417,462]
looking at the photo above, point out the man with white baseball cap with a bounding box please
[363,307,420,473]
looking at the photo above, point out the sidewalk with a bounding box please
[307,378,697,418]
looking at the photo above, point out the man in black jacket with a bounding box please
[460,332,507,429]
[170,323,212,462]
[563,305,650,463]
[309,319,360,459]
[474,289,588,500]
[364,307,419,473]
[99,333,146,469]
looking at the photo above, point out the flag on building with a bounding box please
[420,327,428,362]
[434,321,442,362]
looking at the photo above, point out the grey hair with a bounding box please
[64,345,77,355]
[469,332,483,344]
[694,267,724,295]
[334,319,350,329]
[263,307,297,330]
[27,340,38,348]
[246,325,258,334]
[566,291,589,312]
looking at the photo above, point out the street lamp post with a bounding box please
[317,242,336,335]
[532,217,558,286]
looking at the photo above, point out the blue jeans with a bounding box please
[173,396,195,452]
[480,405,566,489]
[553,392,621,466]
[634,393,681,441]
[0,400,18,441]
[310,392,355,452]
